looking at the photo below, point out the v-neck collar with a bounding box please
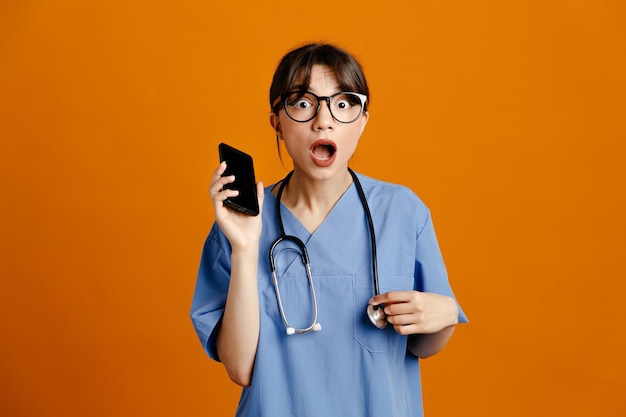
[268,181,358,244]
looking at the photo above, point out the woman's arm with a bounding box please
[210,162,265,386]
[217,246,260,386]
[407,324,456,358]
[369,290,459,358]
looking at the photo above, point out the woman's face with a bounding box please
[270,65,369,182]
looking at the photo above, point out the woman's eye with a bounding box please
[336,100,350,109]
[288,98,313,109]
[296,100,312,109]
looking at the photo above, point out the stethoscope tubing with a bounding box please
[269,168,381,334]
[269,234,320,334]
[348,168,380,298]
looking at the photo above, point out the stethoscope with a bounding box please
[269,168,387,335]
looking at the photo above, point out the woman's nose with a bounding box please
[312,99,334,130]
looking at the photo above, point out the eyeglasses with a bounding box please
[273,91,367,124]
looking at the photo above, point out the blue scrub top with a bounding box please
[191,172,468,417]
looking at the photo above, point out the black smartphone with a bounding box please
[218,143,260,216]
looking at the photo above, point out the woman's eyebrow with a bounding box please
[292,86,343,95]
[290,84,307,92]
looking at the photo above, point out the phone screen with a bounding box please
[218,143,260,216]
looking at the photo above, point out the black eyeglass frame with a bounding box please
[272,91,368,124]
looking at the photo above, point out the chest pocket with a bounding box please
[353,275,415,353]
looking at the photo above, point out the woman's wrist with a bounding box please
[446,296,459,327]
[230,240,260,256]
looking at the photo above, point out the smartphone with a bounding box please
[218,143,260,216]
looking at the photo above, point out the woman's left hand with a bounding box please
[369,291,459,335]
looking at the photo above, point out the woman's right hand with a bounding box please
[209,161,264,252]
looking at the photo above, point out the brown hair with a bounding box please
[269,43,370,114]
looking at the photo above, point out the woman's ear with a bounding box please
[269,113,282,139]
[359,111,369,134]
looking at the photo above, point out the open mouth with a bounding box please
[310,140,336,162]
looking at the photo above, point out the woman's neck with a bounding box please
[279,168,353,233]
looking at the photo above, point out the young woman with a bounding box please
[191,43,467,417]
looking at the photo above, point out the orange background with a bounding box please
[1,1,625,416]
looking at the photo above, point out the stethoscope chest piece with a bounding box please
[367,304,387,329]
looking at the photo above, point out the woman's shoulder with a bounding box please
[353,171,431,230]
[354,172,426,207]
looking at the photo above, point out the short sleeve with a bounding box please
[190,223,232,361]
[415,210,468,324]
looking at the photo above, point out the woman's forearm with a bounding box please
[217,247,261,387]
[407,324,456,358]
[407,293,459,358]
